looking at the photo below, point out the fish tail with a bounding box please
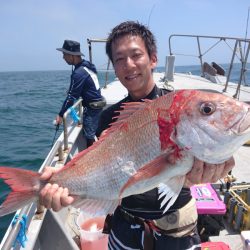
[0,166,41,217]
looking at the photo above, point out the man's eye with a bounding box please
[133,53,141,59]
[115,57,124,62]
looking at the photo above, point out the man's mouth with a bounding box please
[125,74,140,81]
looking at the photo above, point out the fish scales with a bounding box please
[52,97,170,198]
[0,90,250,217]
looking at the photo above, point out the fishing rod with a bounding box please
[49,66,74,149]
[50,122,60,149]
[50,107,80,149]
[147,3,157,27]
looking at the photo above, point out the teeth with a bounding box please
[127,75,137,80]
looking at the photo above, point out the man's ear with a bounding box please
[150,54,158,68]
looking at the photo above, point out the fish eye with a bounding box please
[200,102,216,115]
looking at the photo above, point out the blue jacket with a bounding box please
[59,60,102,117]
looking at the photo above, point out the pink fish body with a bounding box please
[1,90,250,217]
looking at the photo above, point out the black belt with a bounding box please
[118,207,197,236]
[104,207,154,250]
[88,98,106,109]
[119,207,146,226]
[102,208,145,235]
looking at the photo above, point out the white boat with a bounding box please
[1,34,250,250]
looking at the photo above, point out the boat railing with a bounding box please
[168,34,250,98]
[0,99,83,250]
[87,38,112,88]
[1,145,59,250]
[86,35,250,99]
[62,98,83,150]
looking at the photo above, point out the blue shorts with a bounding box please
[82,107,102,140]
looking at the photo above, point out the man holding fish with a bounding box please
[39,21,235,249]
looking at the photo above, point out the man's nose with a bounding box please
[125,57,135,68]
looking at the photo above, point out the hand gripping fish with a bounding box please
[1,90,250,217]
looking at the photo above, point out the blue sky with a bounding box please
[0,0,249,71]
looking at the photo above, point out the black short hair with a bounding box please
[106,21,157,63]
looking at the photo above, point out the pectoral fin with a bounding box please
[119,154,170,197]
[73,198,119,217]
[158,176,185,213]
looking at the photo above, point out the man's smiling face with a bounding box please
[111,35,157,100]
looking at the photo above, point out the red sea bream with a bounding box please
[0,90,250,217]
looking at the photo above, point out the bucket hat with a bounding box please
[56,40,84,56]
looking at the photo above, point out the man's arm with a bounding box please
[58,73,85,118]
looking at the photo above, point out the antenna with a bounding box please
[242,7,250,87]
[243,7,250,56]
[147,3,156,26]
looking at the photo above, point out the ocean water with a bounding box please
[0,64,249,242]
[0,69,117,242]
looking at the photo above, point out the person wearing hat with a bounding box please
[56,39,106,147]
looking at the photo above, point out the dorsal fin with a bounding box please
[64,93,174,168]
[112,101,150,124]
[99,100,150,136]
[60,100,151,171]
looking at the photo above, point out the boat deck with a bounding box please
[155,72,250,103]
[211,145,250,250]
[102,72,250,107]
[101,71,250,250]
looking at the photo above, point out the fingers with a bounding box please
[39,166,74,212]
[185,156,236,186]
[185,158,204,184]
[39,184,74,212]
[40,166,60,181]
[61,188,75,207]
[201,163,220,183]
[39,183,59,209]
[56,115,63,125]
[51,187,65,211]
[203,157,235,183]
[40,167,54,181]
[221,156,235,177]
[39,183,51,206]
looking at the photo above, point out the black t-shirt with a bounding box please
[96,85,192,220]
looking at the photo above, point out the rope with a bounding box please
[69,107,80,123]
[12,214,28,248]
[163,80,175,92]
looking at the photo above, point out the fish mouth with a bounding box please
[231,108,250,134]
